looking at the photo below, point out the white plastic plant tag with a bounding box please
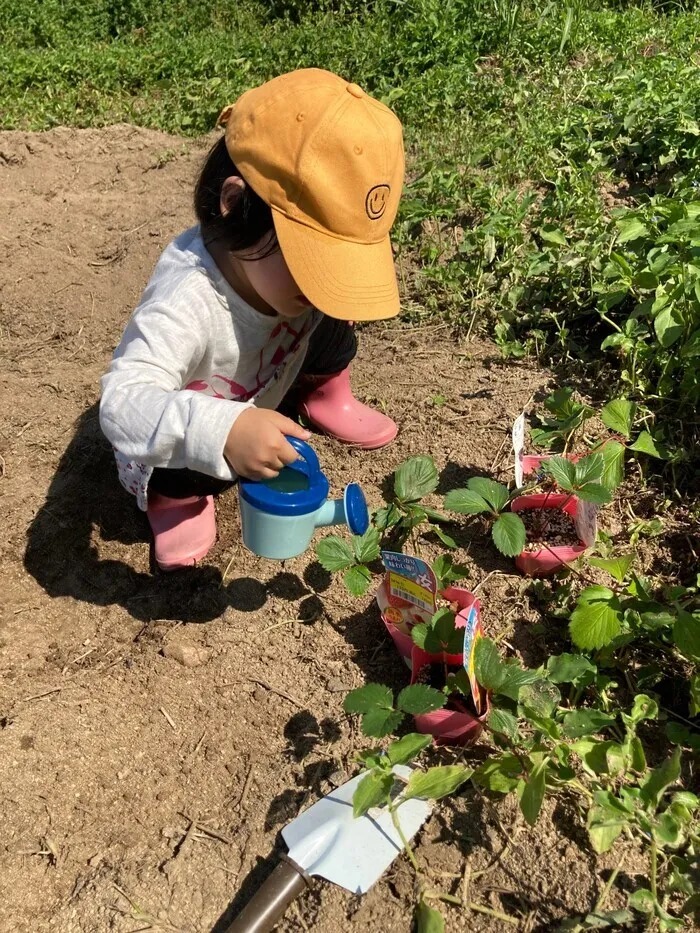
[513,412,526,488]
[575,499,599,547]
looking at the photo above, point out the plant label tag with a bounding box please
[575,499,599,547]
[513,413,526,487]
[381,552,437,617]
[461,605,486,715]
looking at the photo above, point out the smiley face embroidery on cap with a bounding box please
[365,184,391,220]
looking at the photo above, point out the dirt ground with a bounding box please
[0,126,648,933]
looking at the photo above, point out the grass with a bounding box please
[2,0,700,475]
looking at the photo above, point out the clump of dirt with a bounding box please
[0,126,646,933]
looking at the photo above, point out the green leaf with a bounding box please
[626,693,659,727]
[628,889,655,914]
[361,707,404,738]
[654,304,684,349]
[571,739,616,775]
[653,812,683,847]
[467,477,510,512]
[569,586,623,650]
[640,748,681,809]
[518,678,560,715]
[540,225,567,246]
[489,707,519,741]
[587,806,627,853]
[387,733,433,766]
[474,637,505,692]
[344,684,394,715]
[562,709,617,739]
[574,453,605,486]
[403,765,471,802]
[545,456,577,490]
[616,216,648,243]
[600,441,625,491]
[673,609,700,661]
[576,483,612,505]
[374,504,401,532]
[629,430,669,459]
[394,455,439,503]
[547,653,597,684]
[557,909,635,930]
[588,555,634,583]
[629,736,647,772]
[351,526,381,564]
[601,399,636,439]
[520,759,547,826]
[634,270,659,290]
[315,536,355,571]
[472,755,523,792]
[416,900,445,933]
[492,513,527,557]
[444,489,490,515]
[432,525,457,549]
[690,674,700,717]
[397,684,446,715]
[352,770,394,818]
[344,564,373,597]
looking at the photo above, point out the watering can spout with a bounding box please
[315,483,369,536]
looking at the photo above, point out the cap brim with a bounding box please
[272,210,400,322]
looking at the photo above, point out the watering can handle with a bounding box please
[285,436,321,476]
[224,856,310,933]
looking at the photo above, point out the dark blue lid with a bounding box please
[239,437,329,517]
[345,483,369,535]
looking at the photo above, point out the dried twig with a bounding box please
[21,687,61,702]
[159,707,177,731]
[247,678,304,709]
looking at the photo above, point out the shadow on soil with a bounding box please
[23,404,326,623]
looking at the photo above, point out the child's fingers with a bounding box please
[270,411,311,441]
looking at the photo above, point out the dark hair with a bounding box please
[194,135,278,258]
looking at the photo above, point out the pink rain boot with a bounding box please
[147,494,216,571]
[298,367,397,449]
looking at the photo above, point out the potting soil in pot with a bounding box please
[521,507,578,551]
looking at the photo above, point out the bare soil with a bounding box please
[0,126,648,933]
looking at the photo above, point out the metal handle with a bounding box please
[224,857,310,933]
[285,436,321,476]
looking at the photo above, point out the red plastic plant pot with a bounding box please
[409,646,486,747]
[511,493,586,577]
[520,452,579,479]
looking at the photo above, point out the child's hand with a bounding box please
[224,408,311,480]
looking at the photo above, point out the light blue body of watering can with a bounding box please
[238,438,369,560]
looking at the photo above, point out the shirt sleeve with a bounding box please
[99,298,251,481]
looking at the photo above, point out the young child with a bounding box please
[100,68,405,570]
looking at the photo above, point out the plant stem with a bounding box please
[650,838,658,901]
[389,803,420,873]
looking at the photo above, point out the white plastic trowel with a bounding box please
[226,766,432,933]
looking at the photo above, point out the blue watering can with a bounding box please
[238,438,369,560]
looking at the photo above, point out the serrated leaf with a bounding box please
[316,536,355,571]
[394,455,439,502]
[575,453,605,486]
[600,441,625,491]
[403,765,471,802]
[576,483,612,505]
[467,477,510,512]
[569,587,623,650]
[589,555,634,583]
[351,526,381,564]
[562,709,617,739]
[640,748,681,808]
[387,732,432,766]
[344,564,373,597]
[344,684,394,715]
[474,637,505,692]
[397,684,446,715]
[416,900,445,933]
[629,430,669,459]
[673,609,700,661]
[492,512,527,557]
[545,456,577,490]
[373,504,401,532]
[503,669,548,705]
[520,759,547,826]
[352,770,394,817]
[361,707,404,738]
[601,399,636,439]
[489,707,519,741]
[547,653,596,684]
[444,489,490,515]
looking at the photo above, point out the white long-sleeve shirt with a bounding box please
[100,227,321,507]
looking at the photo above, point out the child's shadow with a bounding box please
[23,403,264,623]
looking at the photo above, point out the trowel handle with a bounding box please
[225,856,310,933]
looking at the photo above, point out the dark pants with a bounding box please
[149,316,356,499]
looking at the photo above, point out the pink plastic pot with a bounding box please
[409,646,487,746]
[511,493,586,576]
[520,452,579,479]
